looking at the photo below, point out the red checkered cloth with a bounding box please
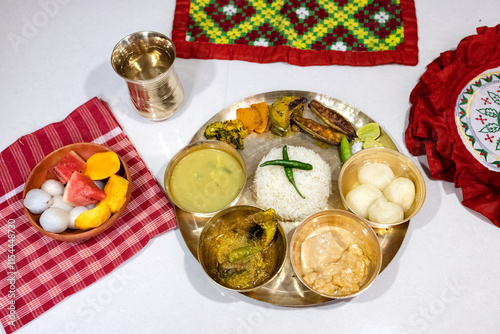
[0,98,177,333]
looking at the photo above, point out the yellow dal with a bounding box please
[170,149,245,213]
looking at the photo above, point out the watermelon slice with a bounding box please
[51,150,87,184]
[63,172,107,206]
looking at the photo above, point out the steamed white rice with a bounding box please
[253,146,331,221]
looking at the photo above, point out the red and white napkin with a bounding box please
[0,98,177,333]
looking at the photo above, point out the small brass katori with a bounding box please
[111,31,184,121]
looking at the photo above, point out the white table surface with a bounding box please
[2,1,500,333]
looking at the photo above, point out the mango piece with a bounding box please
[236,106,262,133]
[84,151,121,180]
[98,174,129,213]
[75,204,111,230]
[252,102,270,134]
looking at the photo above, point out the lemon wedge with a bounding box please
[356,123,381,141]
[363,137,384,149]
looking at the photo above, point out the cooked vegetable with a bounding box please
[259,159,313,170]
[282,145,305,198]
[269,96,307,136]
[308,100,356,138]
[340,136,352,163]
[236,106,262,133]
[236,102,271,134]
[252,102,271,134]
[292,115,346,145]
[204,119,248,150]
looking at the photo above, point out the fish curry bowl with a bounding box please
[338,147,426,228]
[23,143,132,242]
[164,140,247,216]
[198,206,287,292]
[290,209,382,299]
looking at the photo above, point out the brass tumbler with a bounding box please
[111,31,184,121]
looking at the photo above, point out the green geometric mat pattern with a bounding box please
[185,0,405,51]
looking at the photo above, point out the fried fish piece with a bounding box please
[292,115,346,145]
[270,96,307,136]
[308,100,356,138]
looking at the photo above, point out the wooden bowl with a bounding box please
[23,143,132,242]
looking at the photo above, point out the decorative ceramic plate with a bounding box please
[455,72,500,171]
[171,90,408,307]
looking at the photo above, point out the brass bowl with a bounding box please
[23,143,132,242]
[198,205,287,292]
[290,209,382,299]
[164,140,247,216]
[338,147,426,228]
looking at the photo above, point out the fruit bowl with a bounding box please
[23,143,132,242]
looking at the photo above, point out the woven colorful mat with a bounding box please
[0,98,177,333]
[172,0,418,66]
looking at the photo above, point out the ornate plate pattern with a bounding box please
[455,72,500,171]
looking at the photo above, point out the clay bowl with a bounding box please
[23,143,132,242]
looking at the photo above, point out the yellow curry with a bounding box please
[169,148,245,213]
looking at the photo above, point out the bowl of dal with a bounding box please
[164,140,247,215]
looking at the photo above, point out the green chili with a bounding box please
[259,159,313,170]
[282,145,305,199]
[228,245,262,263]
[340,136,352,163]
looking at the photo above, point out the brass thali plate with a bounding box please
[172,90,408,307]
